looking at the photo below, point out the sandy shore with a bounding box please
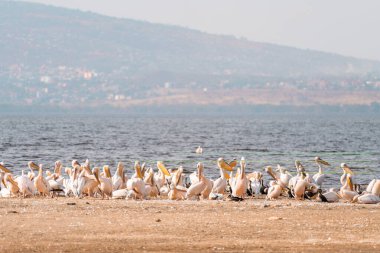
[0,197,379,252]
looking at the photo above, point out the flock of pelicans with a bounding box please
[0,156,379,204]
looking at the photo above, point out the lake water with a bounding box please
[1,113,379,188]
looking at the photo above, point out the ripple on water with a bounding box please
[0,114,379,188]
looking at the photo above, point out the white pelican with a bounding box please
[288,160,304,189]
[231,157,248,199]
[112,188,128,199]
[293,177,309,200]
[3,173,20,197]
[188,162,213,199]
[27,161,39,180]
[352,193,380,204]
[155,161,171,196]
[212,158,234,194]
[267,181,282,200]
[126,161,146,199]
[339,173,358,201]
[352,179,380,204]
[0,172,10,197]
[313,157,329,188]
[76,162,100,198]
[195,146,203,154]
[186,162,209,199]
[292,172,319,200]
[373,180,380,196]
[318,188,341,203]
[246,171,264,196]
[46,161,65,193]
[0,163,10,192]
[63,165,80,197]
[191,158,236,186]
[100,165,112,178]
[350,178,379,204]
[168,167,187,200]
[366,179,376,193]
[265,166,286,188]
[15,170,36,197]
[93,166,113,199]
[34,164,51,196]
[144,168,159,198]
[189,171,198,185]
[340,163,355,186]
[265,166,285,200]
[131,162,147,179]
[276,165,292,186]
[112,162,127,191]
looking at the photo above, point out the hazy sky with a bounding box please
[24,0,380,60]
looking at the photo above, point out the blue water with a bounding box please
[1,113,379,188]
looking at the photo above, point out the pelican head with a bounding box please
[4,173,18,187]
[103,165,112,178]
[72,160,80,168]
[28,161,39,171]
[173,166,184,186]
[265,166,277,181]
[276,164,287,174]
[295,160,304,172]
[55,160,62,169]
[134,161,143,179]
[144,169,154,185]
[217,158,231,171]
[157,161,171,176]
[92,167,101,184]
[315,157,330,166]
[240,157,246,167]
[341,163,354,174]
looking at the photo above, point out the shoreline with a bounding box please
[0,197,379,252]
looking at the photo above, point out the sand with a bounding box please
[0,197,379,252]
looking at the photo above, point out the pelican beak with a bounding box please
[73,166,79,181]
[8,176,18,187]
[103,166,112,178]
[116,162,125,183]
[318,158,330,166]
[265,166,277,181]
[93,168,101,184]
[2,178,6,186]
[0,164,11,173]
[347,175,353,191]
[217,158,233,171]
[157,161,171,176]
[343,166,354,175]
[229,159,237,169]
[135,161,143,179]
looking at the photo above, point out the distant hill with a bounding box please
[1,1,380,109]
